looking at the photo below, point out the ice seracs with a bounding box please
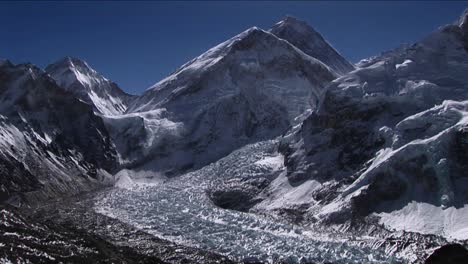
[46,57,134,116]
[4,11,468,263]
[271,10,468,240]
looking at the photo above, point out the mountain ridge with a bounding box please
[269,16,355,75]
[46,56,135,116]
[0,61,117,204]
[118,24,340,177]
[2,12,468,263]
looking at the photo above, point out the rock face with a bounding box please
[459,9,468,51]
[46,57,135,115]
[274,11,468,239]
[425,244,468,264]
[0,61,117,204]
[270,16,355,75]
[121,26,339,175]
[0,203,233,264]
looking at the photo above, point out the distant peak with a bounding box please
[58,56,91,69]
[269,15,354,75]
[227,27,272,47]
[46,56,96,75]
[0,58,12,67]
[459,8,468,31]
[239,26,265,38]
[247,26,260,32]
[281,15,305,25]
[271,16,317,35]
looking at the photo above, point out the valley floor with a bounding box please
[1,141,461,263]
[1,191,231,264]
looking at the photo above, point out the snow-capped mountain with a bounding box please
[3,10,468,263]
[269,16,355,75]
[46,57,134,115]
[265,10,468,240]
[118,25,338,175]
[0,17,351,201]
[0,60,117,204]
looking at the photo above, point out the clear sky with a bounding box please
[1,1,466,94]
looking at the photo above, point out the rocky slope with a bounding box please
[0,60,117,205]
[267,10,468,240]
[0,196,232,264]
[46,57,135,116]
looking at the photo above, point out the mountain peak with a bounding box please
[0,58,12,67]
[273,16,317,35]
[145,26,276,93]
[45,57,132,115]
[45,57,101,91]
[270,16,354,75]
[232,26,268,43]
[233,27,274,44]
[459,8,468,31]
[48,56,96,74]
[245,26,261,33]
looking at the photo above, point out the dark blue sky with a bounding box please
[1,2,466,94]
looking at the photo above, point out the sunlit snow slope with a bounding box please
[117,22,342,176]
[275,10,468,240]
[46,57,135,115]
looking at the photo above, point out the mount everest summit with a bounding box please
[2,11,468,263]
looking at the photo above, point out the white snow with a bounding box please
[129,26,335,113]
[255,172,322,211]
[395,59,413,70]
[378,202,468,240]
[46,57,132,115]
[102,108,183,164]
[254,154,284,171]
[313,100,468,239]
[114,169,167,189]
[0,258,14,264]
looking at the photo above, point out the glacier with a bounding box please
[2,12,468,264]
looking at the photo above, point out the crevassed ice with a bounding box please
[94,141,400,263]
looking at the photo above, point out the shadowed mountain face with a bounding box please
[459,9,468,50]
[269,16,355,75]
[0,61,117,205]
[425,244,468,264]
